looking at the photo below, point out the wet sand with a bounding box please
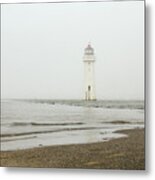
[0,128,145,170]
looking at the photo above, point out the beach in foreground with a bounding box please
[0,128,145,170]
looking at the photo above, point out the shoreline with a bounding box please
[0,128,145,170]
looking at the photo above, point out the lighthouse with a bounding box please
[83,43,96,100]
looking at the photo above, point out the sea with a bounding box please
[1,99,145,151]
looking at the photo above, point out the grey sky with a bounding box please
[1,1,144,100]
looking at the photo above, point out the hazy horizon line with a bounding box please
[1,97,145,101]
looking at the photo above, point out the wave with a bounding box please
[22,99,144,110]
[11,122,84,127]
[1,135,37,142]
[1,126,111,138]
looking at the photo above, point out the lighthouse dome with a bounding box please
[85,44,94,55]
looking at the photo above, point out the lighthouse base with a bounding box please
[85,92,96,101]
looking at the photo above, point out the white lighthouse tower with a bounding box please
[83,43,96,100]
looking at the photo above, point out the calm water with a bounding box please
[1,99,144,151]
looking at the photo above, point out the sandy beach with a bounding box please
[0,128,145,170]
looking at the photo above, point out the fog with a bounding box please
[1,1,144,100]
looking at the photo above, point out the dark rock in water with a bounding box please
[110,120,130,124]
[102,120,131,124]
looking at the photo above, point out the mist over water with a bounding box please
[1,99,144,151]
